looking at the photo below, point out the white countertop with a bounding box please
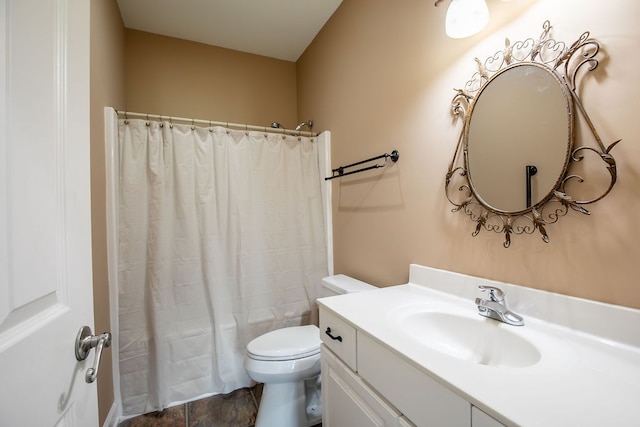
[318,264,640,427]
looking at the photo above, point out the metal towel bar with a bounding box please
[325,150,399,181]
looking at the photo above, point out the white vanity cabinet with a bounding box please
[358,332,469,426]
[399,417,417,427]
[321,345,401,426]
[318,265,640,426]
[320,307,401,426]
[320,305,508,427]
[471,407,506,427]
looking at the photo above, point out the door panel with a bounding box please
[0,0,97,425]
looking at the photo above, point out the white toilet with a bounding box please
[244,274,375,427]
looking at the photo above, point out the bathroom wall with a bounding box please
[297,0,640,309]
[124,29,298,128]
[90,0,126,424]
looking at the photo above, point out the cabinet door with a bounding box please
[399,416,417,427]
[472,406,506,427]
[322,345,400,427]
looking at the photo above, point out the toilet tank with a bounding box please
[320,274,376,297]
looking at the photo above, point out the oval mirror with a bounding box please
[465,63,572,213]
[445,21,621,247]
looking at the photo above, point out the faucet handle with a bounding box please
[478,285,505,303]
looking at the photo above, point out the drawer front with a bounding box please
[358,332,470,427]
[319,307,357,370]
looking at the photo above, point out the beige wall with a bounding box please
[90,0,126,424]
[298,0,640,309]
[124,29,298,128]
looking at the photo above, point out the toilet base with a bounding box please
[255,380,321,427]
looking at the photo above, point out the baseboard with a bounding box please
[102,401,121,427]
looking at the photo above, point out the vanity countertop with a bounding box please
[318,264,640,427]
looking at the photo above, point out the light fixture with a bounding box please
[435,0,490,39]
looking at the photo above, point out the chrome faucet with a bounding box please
[475,285,524,326]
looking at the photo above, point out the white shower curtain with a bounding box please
[112,114,329,416]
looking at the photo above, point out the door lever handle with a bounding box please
[75,326,112,383]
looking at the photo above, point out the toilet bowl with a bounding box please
[244,274,376,427]
[245,325,322,427]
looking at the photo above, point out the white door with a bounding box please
[0,0,99,426]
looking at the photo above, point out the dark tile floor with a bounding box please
[118,384,321,427]
[118,385,261,427]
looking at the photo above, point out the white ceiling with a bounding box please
[116,0,343,62]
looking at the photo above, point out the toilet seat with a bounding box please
[247,325,320,361]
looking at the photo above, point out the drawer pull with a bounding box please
[325,327,343,342]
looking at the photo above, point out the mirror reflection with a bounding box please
[466,63,572,212]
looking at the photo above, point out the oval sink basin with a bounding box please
[398,310,541,368]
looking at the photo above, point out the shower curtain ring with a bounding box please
[191,118,195,131]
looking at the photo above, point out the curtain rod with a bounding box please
[116,110,317,137]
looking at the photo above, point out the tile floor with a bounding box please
[118,385,261,427]
[117,384,321,427]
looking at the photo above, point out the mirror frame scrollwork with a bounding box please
[445,21,621,248]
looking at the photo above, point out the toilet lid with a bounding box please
[247,325,321,361]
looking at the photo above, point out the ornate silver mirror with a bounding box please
[445,21,620,247]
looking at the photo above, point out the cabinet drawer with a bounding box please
[358,332,470,427]
[319,307,358,370]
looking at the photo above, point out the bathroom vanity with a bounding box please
[318,265,640,427]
